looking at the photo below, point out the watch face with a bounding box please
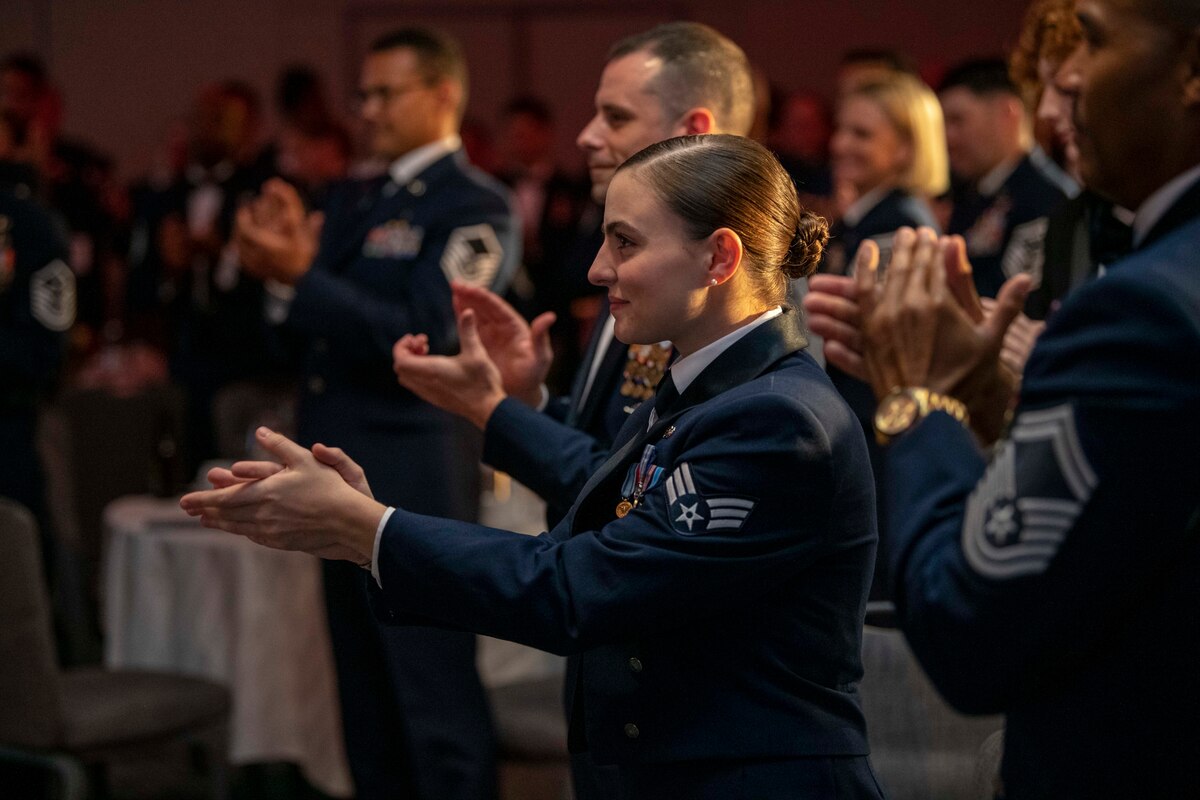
[875,392,919,436]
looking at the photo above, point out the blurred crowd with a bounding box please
[1,21,1087,470]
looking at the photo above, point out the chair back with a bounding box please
[859,625,1003,800]
[0,499,64,748]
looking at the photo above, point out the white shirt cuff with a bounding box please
[534,383,550,412]
[370,506,396,587]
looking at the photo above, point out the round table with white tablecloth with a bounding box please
[102,495,353,798]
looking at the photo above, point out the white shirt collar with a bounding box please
[388,135,462,186]
[976,154,1023,197]
[842,186,891,228]
[1132,163,1200,248]
[669,307,783,395]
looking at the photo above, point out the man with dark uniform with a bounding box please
[809,0,1200,794]
[458,22,755,529]
[0,188,73,555]
[941,59,1072,298]
[128,81,280,468]
[235,28,517,800]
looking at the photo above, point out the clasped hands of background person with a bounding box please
[803,226,1034,445]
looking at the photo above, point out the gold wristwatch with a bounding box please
[874,387,970,445]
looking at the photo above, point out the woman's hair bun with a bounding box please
[783,210,829,279]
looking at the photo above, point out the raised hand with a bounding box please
[235,178,323,284]
[982,297,1046,378]
[859,228,1032,444]
[393,308,509,429]
[802,241,880,381]
[450,281,555,407]
[181,427,385,562]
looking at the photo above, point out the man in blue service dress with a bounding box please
[0,188,74,554]
[809,0,1200,795]
[235,28,518,800]
[458,22,756,527]
[941,59,1072,299]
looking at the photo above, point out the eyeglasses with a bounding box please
[356,82,431,106]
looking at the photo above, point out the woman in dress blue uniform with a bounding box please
[181,134,883,799]
[822,71,947,275]
[822,73,949,597]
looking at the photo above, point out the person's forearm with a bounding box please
[338,492,390,561]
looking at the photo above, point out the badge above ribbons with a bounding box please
[663,462,756,535]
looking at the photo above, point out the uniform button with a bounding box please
[624,723,639,739]
[408,179,426,196]
[628,657,643,673]
[314,338,328,354]
[308,376,326,394]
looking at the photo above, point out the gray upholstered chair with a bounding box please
[859,623,1005,800]
[37,384,189,665]
[0,498,231,799]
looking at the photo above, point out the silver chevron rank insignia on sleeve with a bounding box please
[963,404,1098,580]
[664,462,756,535]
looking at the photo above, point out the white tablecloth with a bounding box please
[102,496,353,797]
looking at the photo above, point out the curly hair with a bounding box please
[1009,0,1082,110]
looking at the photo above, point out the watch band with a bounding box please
[874,386,970,445]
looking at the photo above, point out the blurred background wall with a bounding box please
[1,0,1031,180]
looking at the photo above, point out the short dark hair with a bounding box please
[0,53,47,87]
[619,135,829,303]
[839,48,918,76]
[607,22,754,136]
[277,65,322,115]
[939,58,1021,98]
[502,95,553,126]
[370,27,468,92]
[218,79,261,118]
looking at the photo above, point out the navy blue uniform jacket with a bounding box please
[885,195,1200,798]
[290,151,518,507]
[949,153,1068,298]
[286,150,517,800]
[483,300,635,527]
[371,311,878,769]
[1,190,73,515]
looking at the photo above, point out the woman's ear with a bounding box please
[706,227,744,286]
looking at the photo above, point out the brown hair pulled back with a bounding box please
[618,134,828,304]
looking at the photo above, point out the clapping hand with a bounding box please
[235,178,323,284]
[181,428,385,562]
[450,282,556,407]
[854,228,1032,444]
[393,308,510,429]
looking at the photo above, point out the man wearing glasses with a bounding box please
[236,28,517,800]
